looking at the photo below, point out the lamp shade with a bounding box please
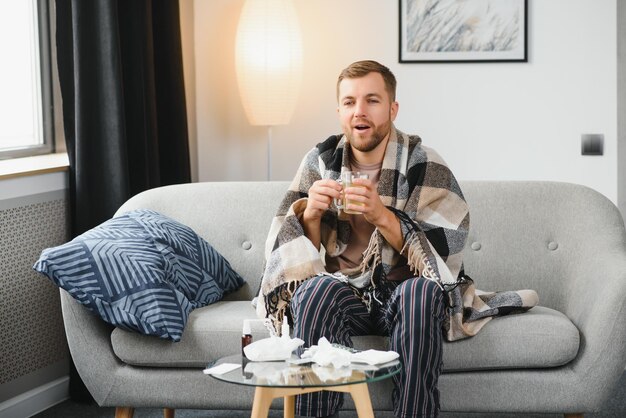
[235,0,302,126]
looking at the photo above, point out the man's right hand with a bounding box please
[303,179,343,222]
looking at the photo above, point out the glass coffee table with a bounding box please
[208,354,401,418]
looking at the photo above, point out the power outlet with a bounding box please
[581,134,604,156]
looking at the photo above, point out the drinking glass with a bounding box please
[335,171,369,215]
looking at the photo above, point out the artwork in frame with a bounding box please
[399,0,527,63]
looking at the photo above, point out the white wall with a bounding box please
[618,0,626,218]
[193,0,618,202]
[180,0,198,183]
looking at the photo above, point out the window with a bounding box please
[0,0,53,159]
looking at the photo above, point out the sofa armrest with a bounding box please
[60,289,123,405]
[560,237,626,407]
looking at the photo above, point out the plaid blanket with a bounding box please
[257,127,538,341]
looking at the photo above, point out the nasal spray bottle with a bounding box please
[241,319,254,379]
[241,319,253,358]
[281,321,290,339]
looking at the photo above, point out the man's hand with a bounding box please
[302,179,342,250]
[345,178,404,252]
[303,179,342,223]
[343,178,386,225]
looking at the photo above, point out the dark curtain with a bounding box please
[55,0,191,401]
[56,0,191,236]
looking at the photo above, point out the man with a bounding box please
[258,60,470,418]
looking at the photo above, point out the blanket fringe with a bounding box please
[402,232,442,289]
[360,231,382,288]
[264,279,304,335]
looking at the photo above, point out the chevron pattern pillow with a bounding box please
[33,209,245,342]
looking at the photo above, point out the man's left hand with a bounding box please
[345,177,404,252]
[344,178,387,227]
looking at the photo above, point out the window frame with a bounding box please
[0,0,54,160]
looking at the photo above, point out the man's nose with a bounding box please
[354,101,366,118]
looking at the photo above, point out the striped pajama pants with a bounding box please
[290,275,446,418]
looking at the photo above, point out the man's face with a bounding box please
[337,72,398,153]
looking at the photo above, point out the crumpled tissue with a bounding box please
[301,337,352,368]
[243,335,304,362]
[301,337,400,368]
[351,349,399,365]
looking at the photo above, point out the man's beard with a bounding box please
[345,119,392,153]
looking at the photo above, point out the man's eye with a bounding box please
[343,101,354,106]
[368,99,379,104]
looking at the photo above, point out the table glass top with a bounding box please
[207,354,402,388]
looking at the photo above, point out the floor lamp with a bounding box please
[235,0,303,181]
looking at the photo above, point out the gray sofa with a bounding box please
[59,181,626,418]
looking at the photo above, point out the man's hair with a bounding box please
[336,60,397,102]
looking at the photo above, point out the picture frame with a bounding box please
[399,0,527,63]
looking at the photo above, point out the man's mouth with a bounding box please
[353,124,371,132]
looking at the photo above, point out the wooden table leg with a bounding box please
[249,383,374,418]
[251,387,274,418]
[345,383,374,418]
[115,407,134,418]
[283,395,295,418]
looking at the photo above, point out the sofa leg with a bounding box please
[164,408,175,418]
[564,414,583,418]
[115,407,134,418]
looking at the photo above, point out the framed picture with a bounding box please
[399,0,527,63]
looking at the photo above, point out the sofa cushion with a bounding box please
[111,301,267,367]
[354,306,580,371]
[111,304,579,371]
[34,209,245,342]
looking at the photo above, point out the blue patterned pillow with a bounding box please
[33,209,245,342]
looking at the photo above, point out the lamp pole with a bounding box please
[267,126,272,181]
